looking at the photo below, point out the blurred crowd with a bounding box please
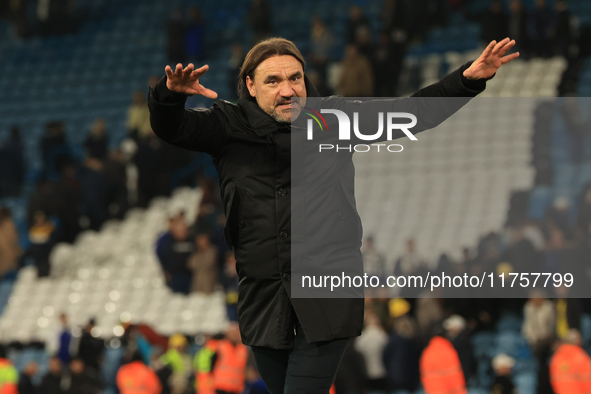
[152,183,240,321]
[163,0,582,99]
[0,74,210,280]
[476,0,575,60]
[3,314,267,394]
[0,0,80,38]
[1,1,591,393]
[335,295,591,394]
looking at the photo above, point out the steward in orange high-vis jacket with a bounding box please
[0,345,17,394]
[420,336,467,394]
[195,324,248,394]
[550,329,591,394]
[116,352,162,394]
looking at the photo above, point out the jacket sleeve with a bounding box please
[333,61,491,144]
[148,76,225,156]
[411,61,490,98]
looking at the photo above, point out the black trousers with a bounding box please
[251,321,350,394]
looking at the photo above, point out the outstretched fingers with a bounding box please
[501,52,520,65]
[182,63,195,78]
[492,38,511,56]
[191,64,210,79]
[165,65,174,79]
[174,63,184,78]
[497,39,516,57]
[198,83,218,99]
[482,40,497,58]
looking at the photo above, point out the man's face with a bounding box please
[246,55,307,124]
[49,358,62,374]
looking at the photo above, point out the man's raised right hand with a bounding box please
[165,63,218,99]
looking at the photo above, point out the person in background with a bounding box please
[0,126,25,197]
[491,354,516,394]
[194,334,220,394]
[65,358,104,394]
[104,149,129,219]
[83,118,108,161]
[337,44,374,97]
[155,211,193,295]
[159,334,192,394]
[51,164,82,243]
[522,291,555,354]
[395,238,426,276]
[0,345,18,394]
[550,329,591,394]
[78,156,108,231]
[76,319,104,373]
[197,323,248,394]
[126,91,152,140]
[444,315,476,384]
[354,310,388,391]
[531,0,556,58]
[555,285,581,340]
[187,232,219,294]
[17,361,37,394]
[577,185,591,236]
[420,325,467,394]
[150,347,172,394]
[0,208,21,279]
[415,289,445,340]
[361,236,386,283]
[553,0,572,58]
[41,121,70,178]
[133,130,175,207]
[39,356,67,394]
[508,0,531,58]
[346,5,370,44]
[166,9,187,64]
[354,24,374,62]
[372,30,404,98]
[305,69,331,97]
[57,313,72,366]
[28,210,56,278]
[227,42,245,101]
[480,0,509,45]
[523,291,556,394]
[248,0,271,45]
[185,7,205,62]
[309,15,334,81]
[382,301,421,392]
[116,351,162,394]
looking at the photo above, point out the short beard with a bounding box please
[271,110,291,124]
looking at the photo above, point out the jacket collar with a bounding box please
[237,74,321,137]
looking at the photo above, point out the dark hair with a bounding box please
[0,207,10,221]
[10,126,20,139]
[238,37,306,100]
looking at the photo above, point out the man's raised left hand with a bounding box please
[463,37,520,80]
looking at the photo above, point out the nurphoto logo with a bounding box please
[304,108,417,153]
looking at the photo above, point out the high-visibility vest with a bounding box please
[0,359,18,394]
[212,340,248,393]
[420,336,467,394]
[550,344,591,394]
[195,339,218,394]
[116,361,162,394]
